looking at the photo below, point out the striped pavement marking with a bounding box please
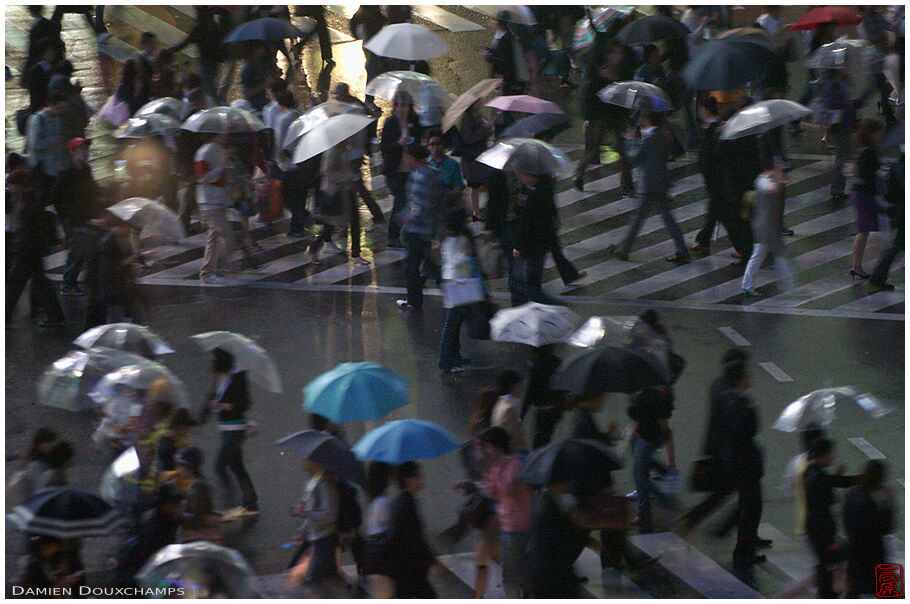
[105,5,199,58]
[750,260,905,308]
[759,361,793,382]
[834,290,905,312]
[848,437,887,460]
[718,327,750,346]
[412,6,486,32]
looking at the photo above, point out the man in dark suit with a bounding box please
[26,40,59,111]
[511,172,561,306]
[481,11,523,95]
[388,462,438,598]
[22,6,62,86]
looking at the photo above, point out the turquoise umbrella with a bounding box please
[351,419,461,463]
[303,362,409,423]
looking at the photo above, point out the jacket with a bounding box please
[514,178,557,257]
[402,163,446,240]
[207,371,251,427]
[26,109,70,176]
[51,164,101,224]
[194,142,230,210]
[701,375,728,458]
[297,473,339,542]
[380,114,422,176]
[716,387,763,481]
[750,173,784,253]
[843,485,893,592]
[388,491,435,581]
[524,491,588,595]
[804,464,855,548]
[626,127,668,196]
[853,146,879,195]
[697,119,723,192]
[486,30,519,84]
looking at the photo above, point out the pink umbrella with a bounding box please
[485,95,565,115]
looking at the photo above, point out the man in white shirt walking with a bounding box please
[195,132,236,285]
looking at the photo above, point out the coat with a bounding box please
[698,120,724,194]
[843,485,893,594]
[804,464,855,550]
[486,30,519,85]
[206,371,251,425]
[716,388,763,481]
[380,114,422,176]
[626,127,668,196]
[524,491,587,597]
[388,491,435,583]
[297,474,339,542]
[514,179,557,258]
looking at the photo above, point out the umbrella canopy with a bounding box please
[566,315,640,348]
[807,39,884,79]
[477,137,573,177]
[615,15,690,45]
[716,27,772,41]
[99,447,142,505]
[303,362,409,423]
[598,81,673,112]
[282,101,366,151]
[276,430,366,486]
[682,36,776,91]
[37,347,150,411]
[490,302,578,347]
[441,78,501,133]
[7,488,125,539]
[190,331,282,393]
[364,23,449,61]
[789,6,862,31]
[501,113,570,139]
[181,106,267,134]
[351,419,461,463]
[365,71,452,127]
[517,439,622,486]
[114,114,182,140]
[74,323,174,357]
[465,5,537,25]
[292,114,376,164]
[572,7,637,55]
[551,345,671,396]
[486,94,565,115]
[135,97,194,122]
[106,197,186,242]
[90,361,194,419]
[136,542,261,598]
[771,387,894,432]
[223,16,313,43]
[720,99,811,140]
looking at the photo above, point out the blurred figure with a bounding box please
[843,460,895,597]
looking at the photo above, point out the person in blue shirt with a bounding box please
[426,130,465,206]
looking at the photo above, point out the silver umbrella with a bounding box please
[490,302,578,347]
[106,197,186,242]
[566,315,640,348]
[476,137,573,177]
[598,81,673,112]
[89,362,193,420]
[365,71,453,127]
[136,542,261,598]
[74,323,175,357]
[114,114,182,140]
[181,106,267,134]
[719,99,811,140]
[364,23,449,61]
[772,387,894,432]
[135,97,194,122]
[282,101,366,152]
[37,347,150,412]
[291,113,376,164]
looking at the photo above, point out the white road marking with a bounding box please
[105,6,199,58]
[897,478,904,488]
[718,327,750,347]
[759,362,793,382]
[412,6,486,32]
[848,437,887,460]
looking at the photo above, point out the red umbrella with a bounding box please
[788,6,862,31]
[485,95,565,115]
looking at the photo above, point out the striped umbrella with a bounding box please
[572,6,637,55]
[7,488,125,539]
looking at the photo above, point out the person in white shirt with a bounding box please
[491,370,526,452]
[194,133,235,285]
[268,89,311,236]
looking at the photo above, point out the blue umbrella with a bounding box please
[351,420,461,463]
[304,362,409,423]
[223,17,314,44]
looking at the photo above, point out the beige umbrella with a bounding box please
[106,197,186,242]
[441,78,501,133]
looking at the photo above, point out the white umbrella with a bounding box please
[566,316,640,348]
[364,23,449,61]
[74,323,175,357]
[106,197,186,242]
[476,137,573,177]
[772,387,894,432]
[490,302,578,347]
[89,361,193,415]
[466,5,537,25]
[292,114,376,164]
[190,331,283,394]
[114,114,182,140]
[720,99,811,140]
[598,81,673,112]
[181,106,267,134]
[135,97,194,122]
[136,542,261,598]
[282,101,366,152]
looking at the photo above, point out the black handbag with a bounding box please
[361,531,395,576]
[688,457,727,493]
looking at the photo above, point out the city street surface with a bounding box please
[4,4,906,598]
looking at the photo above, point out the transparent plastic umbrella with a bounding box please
[135,97,194,122]
[181,106,267,134]
[291,114,376,164]
[114,114,182,140]
[364,23,449,60]
[807,39,883,93]
[365,71,453,126]
[106,197,186,242]
[74,323,175,358]
[99,447,142,505]
[566,316,640,348]
[464,5,537,25]
[136,542,261,598]
[598,81,673,112]
[282,101,366,152]
[90,362,193,419]
[771,387,894,432]
[476,137,574,177]
[37,347,150,412]
[720,99,811,140]
[490,302,578,347]
[190,331,282,393]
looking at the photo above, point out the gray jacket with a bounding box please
[297,474,339,542]
[626,127,668,196]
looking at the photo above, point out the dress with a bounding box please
[851,146,881,234]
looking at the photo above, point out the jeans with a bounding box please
[386,173,408,243]
[404,233,431,307]
[61,219,86,289]
[499,531,528,598]
[574,120,632,190]
[550,240,582,285]
[438,304,472,370]
[509,254,560,306]
[619,192,688,257]
[214,430,257,509]
[632,436,674,533]
[313,207,361,258]
[198,60,221,104]
[6,246,64,323]
[742,243,796,292]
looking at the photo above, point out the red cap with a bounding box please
[67,137,90,152]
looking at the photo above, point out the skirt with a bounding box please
[851,190,880,233]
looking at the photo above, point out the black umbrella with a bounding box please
[551,345,670,396]
[501,113,571,140]
[682,36,777,91]
[223,17,313,43]
[7,488,125,539]
[615,15,690,45]
[517,439,622,487]
[276,430,366,486]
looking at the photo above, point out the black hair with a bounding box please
[723,358,747,386]
[408,143,430,161]
[25,427,57,462]
[722,347,748,365]
[496,370,522,395]
[182,71,203,90]
[860,459,886,490]
[141,31,157,45]
[809,437,834,460]
[700,96,719,117]
[643,44,661,63]
[426,128,444,142]
[45,441,75,469]
[268,77,288,95]
[395,461,420,489]
[477,426,511,455]
[46,91,66,106]
[800,422,825,450]
[7,152,26,173]
[444,206,469,236]
[276,89,296,109]
[310,413,330,432]
[212,347,234,373]
[186,88,206,106]
[366,461,391,500]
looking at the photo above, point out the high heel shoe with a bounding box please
[849,269,870,280]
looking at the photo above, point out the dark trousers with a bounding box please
[870,224,904,285]
[51,6,106,34]
[575,119,632,190]
[532,407,563,448]
[404,234,431,307]
[809,537,841,599]
[278,167,312,233]
[510,254,560,306]
[550,240,582,285]
[355,177,383,222]
[732,478,762,566]
[60,219,87,289]
[680,486,734,530]
[386,173,408,243]
[6,247,64,323]
[600,528,632,570]
[313,208,361,258]
[214,430,257,509]
[313,15,333,62]
[438,304,472,370]
[394,576,436,598]
[694,182,753,257]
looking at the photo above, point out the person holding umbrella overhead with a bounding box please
[512,171,563,306]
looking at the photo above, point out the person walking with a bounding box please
[170,7,231,103]
[362,462,395,598]
[843,460,895,597]
[627,385,676,534]
[611,110,690,264]
[427,131,465,204]
[195,132,236,285]
[267,89,309,237]
[522,344,564,448]
[310,138,368,265]
[349,6,387,113]
[388,462,439,598]
[741,161,796,297]
[481,12,523,95]
[396,145,446,310]
[204,348,258,517]
[161,447,219,544]
[869,151,904,290]
[490,370,526,452]
[511,172,562,305]
[849,119,885,279]
[25,92,71,189]
[381,91,423,249]
[456,102,493,221]
[25,40,60,112]
[524,481,588,598]
[822,67,856,204]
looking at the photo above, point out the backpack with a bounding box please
[335,479,362,534]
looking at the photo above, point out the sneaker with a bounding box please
[781,228,794,237]
[396,299,417,310]
[226,506,260,518]
[441,365,465,374]
[666,253,690,265]
[59,285,87,296]
[564,271,587,285]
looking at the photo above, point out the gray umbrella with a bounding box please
[136,542,261,598]
[720,100,811,140]
[598,81,672,112]
[276,430,366,486]
[181,106,267,134]
[476,138,573,177]
[37,347,150,412]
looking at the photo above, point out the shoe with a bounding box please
[440,365,465,374]
[756,538,773,550]
[200,276,231,286]
[781,228,794,236]
[620,187,636,198]
[849,269,870,280]
[666,253,690,265]
[750,554,767,564]
[95,32,112,44]
[573,177,584,192]
[396,299,417,310]
[689,242,711,255]
[59,285,87,296]
[351,256,370,266]
[559,80,578,90]
[870,281,895,291]
[324,58,336,67]
[742,287,762,297]
[565,271,587,285]
[226,506,260,518]
[731,251,743,260]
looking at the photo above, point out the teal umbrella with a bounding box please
[351,419,461,463]
[303,362,409,423]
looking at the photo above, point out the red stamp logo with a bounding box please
[876,563,904,598]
